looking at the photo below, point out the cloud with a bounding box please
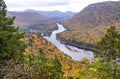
[4,0,119,12]
[5,0,70,7]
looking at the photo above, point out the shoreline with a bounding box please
[56,36,95,51]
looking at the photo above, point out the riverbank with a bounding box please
[56,34,95,51]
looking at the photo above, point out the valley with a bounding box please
[1,0,120,78]
[6,1,120,61]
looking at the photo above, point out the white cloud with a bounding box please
[4,0,119,12]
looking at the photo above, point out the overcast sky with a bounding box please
[4,0,119,12]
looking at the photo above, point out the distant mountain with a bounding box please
[7,11,50,28]
[7,9,76,28]
[7,10,76,34]
[7,11,58,35]
[24,9,76,20]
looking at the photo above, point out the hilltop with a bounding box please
[71,1,120,28]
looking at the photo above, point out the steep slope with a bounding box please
[71,1,120,28]
[60,1,120,50]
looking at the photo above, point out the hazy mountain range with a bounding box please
[7,10,76,35]
[7,10,76,30]
[24,9,76,20]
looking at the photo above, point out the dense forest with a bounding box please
[0,0,120,79]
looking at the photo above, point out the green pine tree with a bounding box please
[88,26,120,79]
[95,26,120,62]
[0,0,26,60]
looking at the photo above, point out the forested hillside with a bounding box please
[71,1,120,28]
[60,1,120,50]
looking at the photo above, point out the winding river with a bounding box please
[44,23,94,61]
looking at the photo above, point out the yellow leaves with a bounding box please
[22,34,92,78]
[89,68,96,72]
[71,69,81,78]
[60,29,102,44]
[94,57,101,62]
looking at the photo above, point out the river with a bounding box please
[44,23,94,61]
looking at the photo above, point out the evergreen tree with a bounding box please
[88,26,120,79]
[95,26,120,62]
[0,0,26,60]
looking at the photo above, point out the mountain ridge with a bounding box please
[71,1,120,28]
[24,9,76,20]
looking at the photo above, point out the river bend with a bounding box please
[44,23,94,61]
